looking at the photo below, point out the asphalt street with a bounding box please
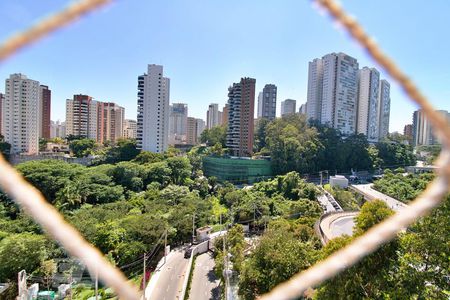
[188,252,220,300]
[147,248,189,300]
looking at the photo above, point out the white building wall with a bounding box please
[3,74,40,154]
[378,80,391,140]
[306,58,323,121]
[320,53,337,126]
[333,53,358,135]
[88,100,98,140]
[357,67,380,142]
[137,64,170,153]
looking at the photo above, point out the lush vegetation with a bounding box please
[373,168,435,203]
[254,115,416,175]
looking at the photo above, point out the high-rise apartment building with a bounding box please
[403,124,413,139]
[413,109,450,146]
[50,120,66,138]
[2,74,40,154]
[306,53,359,135]
[187,117,198,145]
[257,84,277,120]
[306,58,323,121]
[65,94,98,140]
[378,80,391,140]
[321,53,359,135]
[299,103,307,115]
[169,103,188,145]
[196,119,205,139]
[39,85,51,139]
[137,64,170,153]
[357,67,380,142]
[226,77,256,157]
[222,104,229,125]
[97,102,124,144]
[206,103,220,129]
[281,99,297,116]
[306,52,391,138]
[123,119,137,139]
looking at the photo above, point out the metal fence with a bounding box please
[0,1,448,300]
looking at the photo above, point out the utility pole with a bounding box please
[320,171,323,186]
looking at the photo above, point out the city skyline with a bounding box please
[1,1,449,133]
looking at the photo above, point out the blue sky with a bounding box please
[0,0,449,133]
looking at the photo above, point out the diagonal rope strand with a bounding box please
[0,154,141,300]
[0,0,112,62]
[259,0,450,299]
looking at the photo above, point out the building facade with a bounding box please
[65,94,98,140]
[2,74,40,154]
[137,64,170,153]
[281,99,297,116]
[206,103,220,129]
[306,53,359,135]
[196,118,205,139]
[226,77,256,157]
[299,103,307,115]
[357,67,380,142]
[98,102,124,144]
[123,119,137,139]
[169,103,188,145]
[50,120,66,138]
[186,117,197,145]
[257,84,277,120]
[39,85,51,139]
[222,104,229,125]
[413,109,450,146]
[306,58,323,121]
[378,80,391,140]
[403,124,413,145]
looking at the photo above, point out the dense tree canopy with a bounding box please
[200,125,227,147]
[69,138,97,157]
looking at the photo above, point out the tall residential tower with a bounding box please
[356,67,380,142]
[137,64,170,153]
[226,77,256,157]
[257,84,277,120]
[2,74,40,154]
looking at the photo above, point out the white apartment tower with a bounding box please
[50,120,66,138]
[322,53,359,135]
[378,80,391,140]
[357,67,380,142]
[306,53,359,135]
[206,103,220,129]
[306,58,323,121]
[137,64,170,153]
[2,74,40,154]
